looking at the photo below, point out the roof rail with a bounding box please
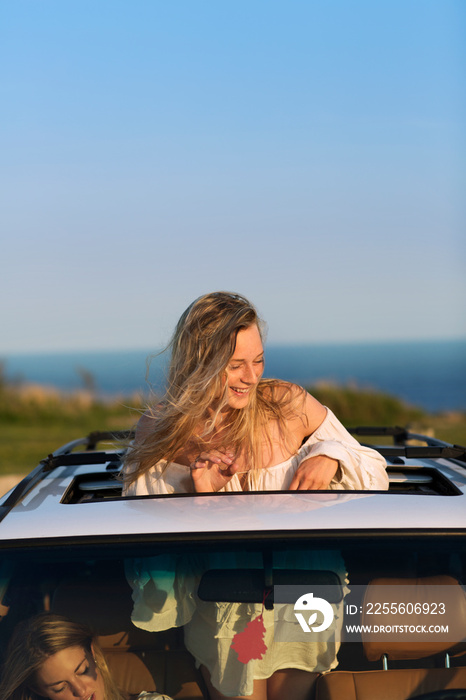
[374,445,466,461]
[0,430,131,525]
[347,427,466,464]
[348,426,410,444]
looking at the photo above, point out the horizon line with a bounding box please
[2,335,466,358]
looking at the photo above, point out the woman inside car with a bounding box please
[123,291,388,495]
[123,291,388,700]
[0,612,170,700]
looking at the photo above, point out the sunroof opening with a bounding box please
[61,465,462,504]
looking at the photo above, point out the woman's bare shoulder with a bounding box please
[301,390,327,434]
[264,380,320,408]
[264,381,327,436]
[260,379,303,401]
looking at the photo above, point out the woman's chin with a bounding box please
[227,389,252,408]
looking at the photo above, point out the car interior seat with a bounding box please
[315,575,466,700]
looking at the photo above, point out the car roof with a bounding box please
[0,429,465,544]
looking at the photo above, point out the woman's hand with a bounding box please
[289,455,339,490]
[190,449,240,493]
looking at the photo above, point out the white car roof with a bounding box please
[1,453,465,543]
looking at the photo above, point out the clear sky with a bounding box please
[1,0,465,353]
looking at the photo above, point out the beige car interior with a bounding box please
[49,568,466,700]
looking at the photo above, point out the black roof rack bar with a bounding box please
[398,433,465,449]
[348,426,410,445]
[348,426,408,437]
[372,445,466,461]
[45,431,135,455]
[348,427,465,451]
[40,452,121,471]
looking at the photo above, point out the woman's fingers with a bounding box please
[190,449,236,470]
[190,448,240,492]
[190,454,207,469]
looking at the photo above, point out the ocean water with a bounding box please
[3,339,466,413]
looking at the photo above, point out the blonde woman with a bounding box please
[0,613,170,700]
[123,291,388,699]
[124,291,388,494]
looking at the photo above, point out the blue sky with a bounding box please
[1,0,465,353]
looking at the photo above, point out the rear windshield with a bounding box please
[1,535,464,697]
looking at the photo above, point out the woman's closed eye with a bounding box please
[49,663,90,693]
[229,358,264,371]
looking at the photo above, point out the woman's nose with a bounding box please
[70,679,89,698]
[242,363,258,383]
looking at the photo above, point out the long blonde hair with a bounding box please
[124,291,300,484]
[0,613,125,700]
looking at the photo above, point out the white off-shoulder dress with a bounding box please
[123,409,388,697]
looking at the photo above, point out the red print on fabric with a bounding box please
[231,614,268,664]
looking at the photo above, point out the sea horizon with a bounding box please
[2,338,466,414]
[4,334,466,357]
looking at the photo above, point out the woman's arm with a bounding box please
[288,390,389,491]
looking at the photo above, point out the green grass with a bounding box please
[0,417,137,476]
[0,380,464,476]
[0,383,143,475]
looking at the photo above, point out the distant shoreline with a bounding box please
[2,338,466,413]
[3,336,466,356]
[2,336,466,361]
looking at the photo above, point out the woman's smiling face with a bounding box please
[34,645,104,700]
[225,324,264,408]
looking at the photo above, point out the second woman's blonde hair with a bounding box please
[0,612,125,700]
[124,291,300,485]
